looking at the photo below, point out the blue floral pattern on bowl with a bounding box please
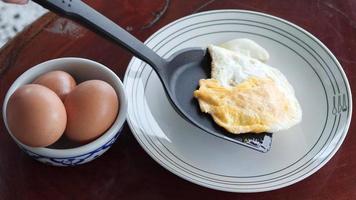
[19,128,122,167]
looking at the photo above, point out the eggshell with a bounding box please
[33,70,76,101]
[6,84,67,147]
[64,80,119,143]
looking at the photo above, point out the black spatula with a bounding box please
[33,0,272,152]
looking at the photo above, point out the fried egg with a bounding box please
[194,39,302,134]
[219,38,270,62]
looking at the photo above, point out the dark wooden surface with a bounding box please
[0,0,355,199]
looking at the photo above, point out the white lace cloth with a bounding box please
[0,1,47,48]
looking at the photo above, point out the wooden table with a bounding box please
[0,0,355,199]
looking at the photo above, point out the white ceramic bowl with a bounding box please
[2,57,127,166]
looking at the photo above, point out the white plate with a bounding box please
[123,10,352,192]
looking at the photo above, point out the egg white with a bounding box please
[195,39,302,133]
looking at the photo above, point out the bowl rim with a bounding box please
[2,57,128,158]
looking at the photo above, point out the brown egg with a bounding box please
[64,80,119,143]
[33,70,76,101]
[6,84,67,147]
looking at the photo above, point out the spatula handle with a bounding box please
[32,0,167,71]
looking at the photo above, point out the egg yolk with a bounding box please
[194,77,292,134]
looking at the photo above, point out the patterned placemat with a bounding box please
[0,1,47,48]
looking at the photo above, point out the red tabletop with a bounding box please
[0,0,355,199]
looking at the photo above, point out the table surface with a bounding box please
[0,0,356,199]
